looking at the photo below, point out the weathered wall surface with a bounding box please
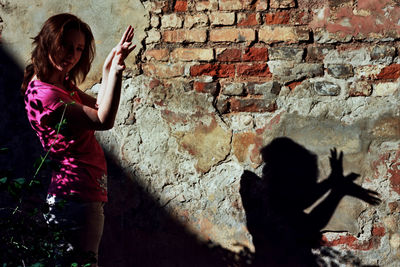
[2,0,400,266]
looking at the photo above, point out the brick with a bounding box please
[195,0,219,11]
[194,81,219,94]
[349,81,372,97]
[190,64,235,77]
[210,12,235,26]
[313,81,341,96]
[144,49,169,61]
[329,0,353,7]
[232,132,263,165]
[237,13,260,27]
[287,81,302,90]
[243,47,268,61]
[314,28,352,44]
[161,14,183,29]
[171,48,214,61]
[144,1,168,14]
[216,48,242,62]
[376,64,400,80]
[373,82,398,96]
[174,1,188,12]
[327,64,354,78]
[256,0,268,11]
[269,46,304,62]
[306,46,334,62]
[230,97,277,112]
[150,15,160,28]
[371,45,396,64]
[259,26,309,43]
[143,63,185,78]
[221,82,245,95]
[237,63,270,77]
[321,235,375,251]
[247,81,281,95]
[149,79,161,89]
[210,28,255,42]
[145,29,162,44]
[265,11,291,24]
[219,0,243,10]
[270,0,296,9]
[184,14,209,28]
[216,95,230,113]
[163,29,207,43]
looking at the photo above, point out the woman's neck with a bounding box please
[47,71,70,90]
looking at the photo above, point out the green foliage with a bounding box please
[0,102,95,267]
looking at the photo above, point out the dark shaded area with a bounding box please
[0,45,43,179]
[100,154,237,267]
[240,137,380,266]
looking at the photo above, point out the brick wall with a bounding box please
[126,0,400,265]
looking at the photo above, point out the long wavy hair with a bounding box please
[21,13,95,93]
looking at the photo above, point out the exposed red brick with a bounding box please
[193,82,218,95]
[389,161,400,195]
[190,64,235,78]
[218,64,236,77]
[232,132,263,165]
[149,79,161,89]
[238,13,259,27]
[237,63,270,77]
[191,64,218,76]
[372,225,385,237]
[321,235,373,251]
[376,64,400,80]
[243,47,268,61]
[287,81,302,90]
[217,48,242,62]
[265,11,290,24]
[174,1,188,12]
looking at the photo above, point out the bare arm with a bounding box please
[49,26,136,132]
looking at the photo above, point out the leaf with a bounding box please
[0,147,9,154]
[0,177,7,184]
[13,178,26,185]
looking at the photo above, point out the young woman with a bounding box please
[21,13,135,265]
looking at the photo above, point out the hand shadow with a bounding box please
[240,137,380,266]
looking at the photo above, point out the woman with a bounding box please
[21,13,135,265]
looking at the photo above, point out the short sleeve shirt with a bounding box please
[24,80,107,202]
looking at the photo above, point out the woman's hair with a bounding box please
[21,13,95,93]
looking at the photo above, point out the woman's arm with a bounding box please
[46,26,135,132]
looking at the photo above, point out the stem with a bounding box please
[33,103,68,178]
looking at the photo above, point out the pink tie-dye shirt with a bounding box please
[24,80,107,202]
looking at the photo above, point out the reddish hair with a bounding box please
[21,13,95,92]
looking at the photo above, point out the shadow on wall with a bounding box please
[101,154,234,267]
[240,137,380,267]
[0,46,43,181]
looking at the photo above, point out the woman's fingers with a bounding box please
[120,25,134,44]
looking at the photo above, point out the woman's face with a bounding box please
[49,28,85,74]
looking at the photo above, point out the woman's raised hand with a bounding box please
[104,25,136,73]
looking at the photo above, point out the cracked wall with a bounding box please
[2,0,400,265]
